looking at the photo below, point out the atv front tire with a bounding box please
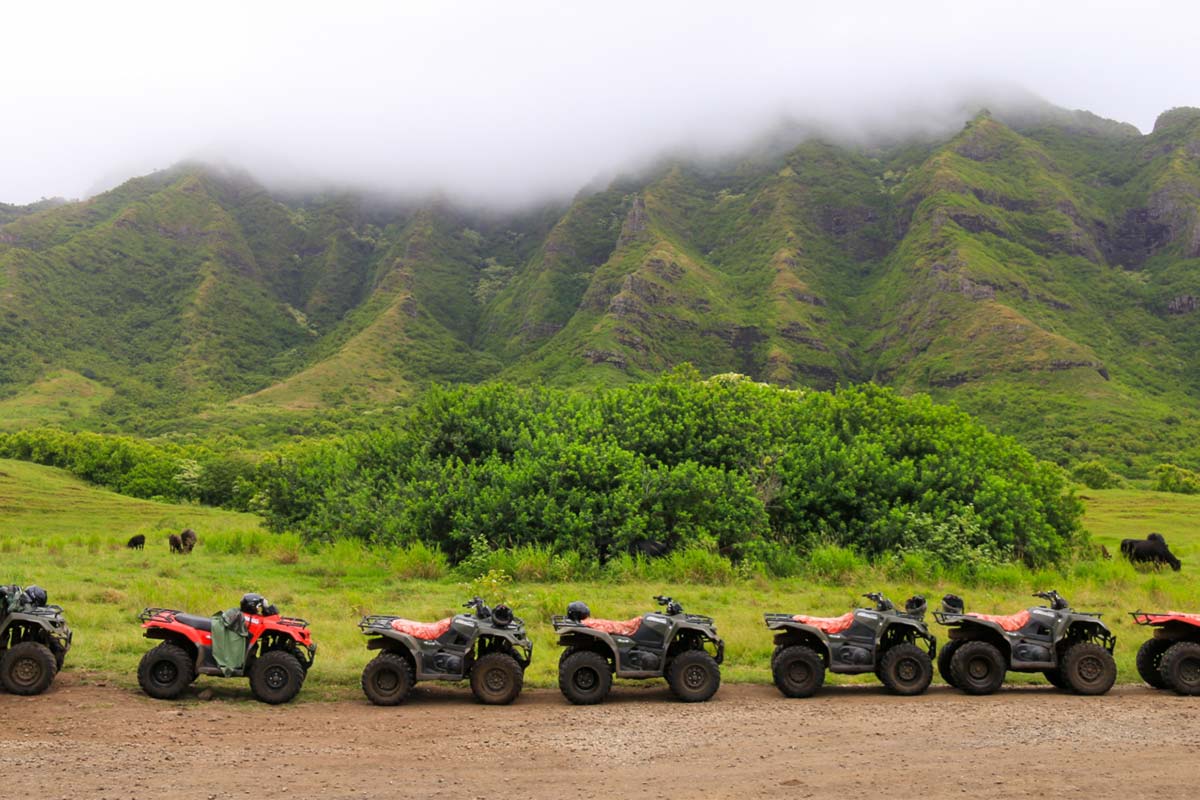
[361,652,414,706]
[1160,641,1200,695]
[771,645,824,698]
[949,641,1006,695]
[137,643,194,700]
[249,650,305,705]
[1061,642,1116,695]
[667,650,721,703]
[937,641,961,688]
[559,650,612,705]
[879,643,933,695]
[471,652,524,705]
[1136,638,1171,690]
[0,641,57,695]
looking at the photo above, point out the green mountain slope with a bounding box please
[5,106,1200,472]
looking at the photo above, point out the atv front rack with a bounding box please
[1131,611,1200,627]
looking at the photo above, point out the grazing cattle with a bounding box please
[180,528,197,554]
[1099,544,1111,560]
[126,534,145,550]
[168,534,183,554]
[1121,533,1181,571]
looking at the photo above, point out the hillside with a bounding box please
[3,105,1200,471]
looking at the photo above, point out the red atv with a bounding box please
[1131,611,1200,695]
[136,593,317,704]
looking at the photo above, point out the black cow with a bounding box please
[632,539,669,558]
[180,528,197,554]
[168,534,183,554]
[1120,533,1181,571]
[126,534,145,550]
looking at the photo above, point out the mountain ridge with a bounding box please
[3,104,1200,473]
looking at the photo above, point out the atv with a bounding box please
[136,593,316,704]
[933,590,1116,695]
[0,585,72,696]
[552,595,724,704]
[1131,610,1200,695]
[358,596,532,705]
[764,592,935,697]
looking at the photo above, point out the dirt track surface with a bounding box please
[3,677,1198,799]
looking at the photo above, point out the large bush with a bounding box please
[256,369,1084,566]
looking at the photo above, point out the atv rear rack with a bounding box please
[139,607,183,623]
[1131,611,1200,627]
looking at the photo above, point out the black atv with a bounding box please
[552,595,724,704]
[0,584,72,695]
[933,590,1116,695]
[764,592,935,697]
[358,596,532,705]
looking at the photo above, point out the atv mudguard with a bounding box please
[880,617,936,657]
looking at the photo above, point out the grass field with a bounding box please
[2,458,1199,700]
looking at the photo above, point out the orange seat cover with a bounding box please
[966,610,1031,632]
[390,617,454,639]
[792,612,855,634]
[582,617,643,636]
[1140,612,1200,627]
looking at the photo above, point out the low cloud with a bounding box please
[2,1,1197,207]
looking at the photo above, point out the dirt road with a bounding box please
[2,676,1196,799]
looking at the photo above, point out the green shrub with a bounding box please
[1154,463,1200,494]
[1070,460,1125,489]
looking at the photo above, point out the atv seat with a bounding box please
[582,617,643,636]
[792,613,855,634]
[390,618,454,640]
[174,613,213,631]
[966,610,1030,632]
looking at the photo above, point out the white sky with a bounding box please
[1,0,1197,206]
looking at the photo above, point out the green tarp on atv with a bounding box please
[210,608,249,676]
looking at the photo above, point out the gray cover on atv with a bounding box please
[211,608,249,676]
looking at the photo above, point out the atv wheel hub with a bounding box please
[1077,655,1104,682]
[785,660,811,684]
[1179,656,1200,685]
[683,663,708,690]
[153,661,179,685]
[573,667,598,691]
[895,657,919,682]
[264,665,289,690]
[375,669,400,692]
[12,657,40,686]
[483,667,508,692]
[967,657,991,679]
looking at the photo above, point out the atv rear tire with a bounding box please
[471,652,524,705]
[1043,668,1069,690]
[361,652,414,706]
[949,641,1006,695]
[249,650,305,705]
[1160,641,1200,695]
[559,650,612,705]
[771,645,824,698]
[1136,638,1171,690]
[1061,642,1117,695]
[137,643,194,700]
[937,641,961,687]
[0,641,57,695]
[667,650,721,703]
[879,643,933,695]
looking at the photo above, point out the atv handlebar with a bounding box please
[464,597,491,618]
[1033,590,1069,610]
[654,595,684,615]
[864,592,895,612]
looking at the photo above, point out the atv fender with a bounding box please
[764,618,832,666]
[879,619,936,657]
[1,611,73,655]
[667,620,724,663]
[1063,618,1116,653]
[943,618,1012,658]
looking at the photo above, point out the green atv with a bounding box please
[0,584,73,695]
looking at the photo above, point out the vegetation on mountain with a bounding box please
[3,104,1200,477]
